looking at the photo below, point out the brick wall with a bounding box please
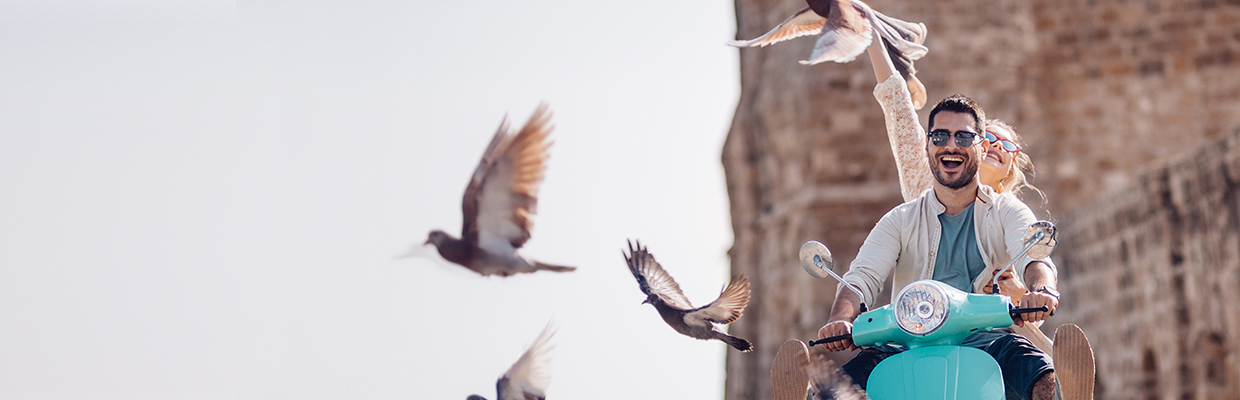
[1028,0,1240,212]
[1052,127,1240,399]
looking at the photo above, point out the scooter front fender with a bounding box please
[866,345,1004,400]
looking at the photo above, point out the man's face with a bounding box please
[926,111,982,189]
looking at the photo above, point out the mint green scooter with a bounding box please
[799,221,1057,400]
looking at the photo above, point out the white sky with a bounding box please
[0,1,741,399]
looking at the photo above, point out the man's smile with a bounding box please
[939,154,966,170]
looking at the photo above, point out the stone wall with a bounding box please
[1028,0,1240,212]
[1051,128,1240,399]
[722,0,1240,399]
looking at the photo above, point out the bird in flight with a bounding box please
[423,104,575,277]
[623,240,752,352]
[467,324,556,400]
[729,0,928,108]
[805,353,869,400]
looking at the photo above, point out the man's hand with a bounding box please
[817,320,858,352]
[1016,290,1058,326]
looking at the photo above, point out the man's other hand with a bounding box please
[817,321,858,352]
[1016,291,1058,326]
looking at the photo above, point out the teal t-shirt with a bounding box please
[933,201,987,293]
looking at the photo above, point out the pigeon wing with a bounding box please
[685,275,750,325]
[806,353,869,400]
[461,116,512,244]
[728,7,826,48]
[800,0,872,65]
[624,240,694,310]
[496,324,555,400]
[466,105,553,250]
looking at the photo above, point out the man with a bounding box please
[817,94,1061,400]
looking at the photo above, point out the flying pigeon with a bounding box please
[805,353,870,400]
[729,0,929,108]
[622,240,753,352]
[423,104,576,277]
[467,324,555,400]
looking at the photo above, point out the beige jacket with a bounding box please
[839,185,1055,306]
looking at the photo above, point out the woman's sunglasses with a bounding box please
[983,130,1022,153]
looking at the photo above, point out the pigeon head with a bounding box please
[425,229,449,247]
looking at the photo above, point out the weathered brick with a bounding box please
[1124,26,1152,39]
[1057,32,1080,46]
[1206,33,1229,47]
[1104,61,1136,76]
[1139,59,1165,75]
[1037,14,1059,30]
[1090,28,1113,41]
[1099,8,1119,23]
[1214,11,1240,27]
[1171,54,1194,71]
[1196,50,1235,68]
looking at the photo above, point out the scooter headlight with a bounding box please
[894,282,949,336]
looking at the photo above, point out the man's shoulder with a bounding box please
[880,190,934,221]
[987,190,1034,212]
[979,188,1038,227]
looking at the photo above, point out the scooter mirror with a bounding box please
[800,241,869,313]
[1022,221,1058,259]
[799,241,835,279]
[993,220,1060,291]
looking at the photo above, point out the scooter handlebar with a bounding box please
[808,333,853,347]
[1009,305,1050,320]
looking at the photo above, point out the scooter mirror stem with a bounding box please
[991,229,1046,289]
[993,221,1059,290]
[800,241,868,313]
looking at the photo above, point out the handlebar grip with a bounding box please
[1009,306,1050,319]
[808,333,852,347]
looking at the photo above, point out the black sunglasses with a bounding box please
[927,129,982,147]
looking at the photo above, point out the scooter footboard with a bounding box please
[867,346,1004,400]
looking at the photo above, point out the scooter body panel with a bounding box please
[852,281,1014,349]
[866,345,1004,400]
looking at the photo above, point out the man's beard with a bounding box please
[930,152,979,189]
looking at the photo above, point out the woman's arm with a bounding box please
[868,33,898,85]
[869,34,931,201]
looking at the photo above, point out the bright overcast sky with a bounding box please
[0,1,741,399]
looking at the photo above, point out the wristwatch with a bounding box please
[1034,286,1060,301]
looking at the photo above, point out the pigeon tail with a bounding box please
[533,261,576,273]
[720,333,754,352]
[868,9,927,59]
[867,6,929,109]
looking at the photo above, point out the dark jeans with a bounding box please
[840,329,1054,400]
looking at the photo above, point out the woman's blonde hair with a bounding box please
[986,119,1044,201]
